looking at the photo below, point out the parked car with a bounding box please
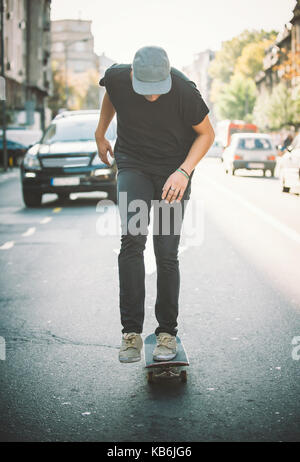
[0,127,42,166]
[278,133,300,194]
[20,110,117,207]
[205,140,223,159]
[222,133,277,176]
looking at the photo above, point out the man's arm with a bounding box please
[94,91,116,166]
[179,115,215,175]
[161,115,215,203]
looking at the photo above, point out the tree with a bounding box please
[215,73,256,121]
[209,29,277,83]
[274,46,300,81]
[235,39,275,79]
[253,91,271,131]
[48,61,78,117]
[208,29,277,123]
[267,82,300,130]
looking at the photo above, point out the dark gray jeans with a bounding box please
[116,167,193,337]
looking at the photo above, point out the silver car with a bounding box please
[278,133,300,194]
[222,133,277,176]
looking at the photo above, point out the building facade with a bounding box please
[256,0,300,97]
[51,19,98,75]
[1,0,52,129]
[182,49,216,126]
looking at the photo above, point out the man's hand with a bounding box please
[161,170,189,204]
[95,136,114,166]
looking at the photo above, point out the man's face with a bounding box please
[143,94,161,102]
[130,70,161,103]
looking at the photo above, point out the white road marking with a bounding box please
[40,217,52,224]
[0,241,15,250]
[22,227,36,237]
[199,174,300,246]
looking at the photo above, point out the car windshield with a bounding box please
[237,138,272,150]
[41,116,116,144]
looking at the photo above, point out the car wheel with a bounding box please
[22,189,42,207]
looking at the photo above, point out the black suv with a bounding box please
[20,110,117,207]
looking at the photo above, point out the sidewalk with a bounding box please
[0,167,19,184]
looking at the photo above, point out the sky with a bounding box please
[51,0,297,69]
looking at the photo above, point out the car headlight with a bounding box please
[23,153,41,170]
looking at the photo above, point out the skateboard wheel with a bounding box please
[180,370,187,383]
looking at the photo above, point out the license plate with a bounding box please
[51,177,80,186]
[248,163,264,168]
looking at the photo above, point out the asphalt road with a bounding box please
[0,160,300,442]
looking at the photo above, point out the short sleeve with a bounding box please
[182,81,210,126]
[99,66,113,92]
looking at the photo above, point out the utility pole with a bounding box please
[0,0,8,171]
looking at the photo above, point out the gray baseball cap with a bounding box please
[132,46,172,95]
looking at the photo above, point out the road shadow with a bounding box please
[145,377,188,401]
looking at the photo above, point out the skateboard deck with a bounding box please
[144,334,189,383]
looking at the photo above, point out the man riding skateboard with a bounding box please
[95,46,215,363]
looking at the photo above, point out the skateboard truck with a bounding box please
[144,334,189,384]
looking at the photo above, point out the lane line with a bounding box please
[0,241,15,250]
[40,217,52,224]
[199,174,300,246]
[53,207,62,213]
[22,227,36,237]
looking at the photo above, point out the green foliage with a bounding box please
[48,63,100,117]
[235,40,274,79]
[253,82,300,130]
[216,73,256,121]
[209,29,277,122]
[209,29,277,83]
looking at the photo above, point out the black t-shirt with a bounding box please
[99,64,209,177]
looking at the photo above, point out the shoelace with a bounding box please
[123,333,138,349]
[157,335,175,348]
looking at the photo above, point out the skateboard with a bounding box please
[144,333,189,383]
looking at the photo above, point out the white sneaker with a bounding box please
[119,333,143,363]
[153,333,177,361]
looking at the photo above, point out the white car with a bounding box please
[222,133,277,176]
[278,133,300,194]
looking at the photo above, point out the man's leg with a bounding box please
[152,176,192,337]
[117,168,154,334]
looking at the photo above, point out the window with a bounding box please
[75,42,85,52]
[53,42,64,53]
[237,138,272,150]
